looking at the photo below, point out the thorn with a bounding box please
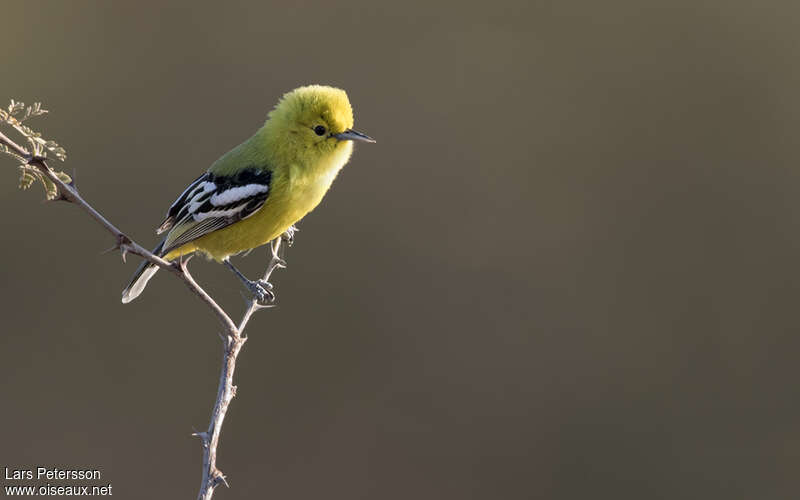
[118,235,132,263]
[212,470,230,489]
[192,430,209,442]
[100,234,133,263]
[231,385,237,398]
[270,242,288,264]
[100,244,118,256]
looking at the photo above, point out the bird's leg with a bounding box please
[224,258,275,303]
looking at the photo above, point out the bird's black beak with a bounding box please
[334,129,376,143]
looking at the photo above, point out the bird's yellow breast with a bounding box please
[164,141,353,262]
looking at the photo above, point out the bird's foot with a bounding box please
[281,225,298,246]
[245,279,275,303]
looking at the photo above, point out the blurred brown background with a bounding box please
[2,1,799,498]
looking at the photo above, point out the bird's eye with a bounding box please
[314,125,327,136]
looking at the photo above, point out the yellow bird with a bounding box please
[122,85,374,303]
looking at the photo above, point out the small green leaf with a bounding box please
[4,99,70,195]
[0,144,26,163]
[42,176,58,200]
[31,103,47,116]
[18,167,36,190]
[8,99,24,115]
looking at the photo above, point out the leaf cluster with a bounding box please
[0,99,71,200]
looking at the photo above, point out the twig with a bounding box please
[195,237,286,500]
[0,120,284,500]
[239,238,286,333]
[0,129,239,334]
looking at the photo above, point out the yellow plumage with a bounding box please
[122,85,373,303]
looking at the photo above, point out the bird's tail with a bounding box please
[121,241,165,304]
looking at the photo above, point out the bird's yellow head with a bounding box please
[263,85,374,163]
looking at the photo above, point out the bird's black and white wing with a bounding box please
[156,167,272,254]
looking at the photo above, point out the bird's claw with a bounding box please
[281,225,298,246]
[246,279,275,303]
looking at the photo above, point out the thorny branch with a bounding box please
[194,236,288,500]
[0,102,286,500]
